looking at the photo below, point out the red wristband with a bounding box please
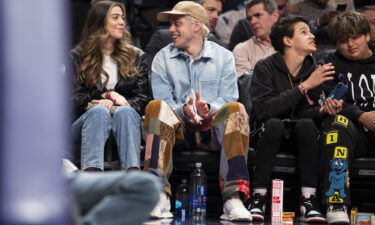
[298,84,314,105]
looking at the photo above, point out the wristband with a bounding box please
[298,84,314,105]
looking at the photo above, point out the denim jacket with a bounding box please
[151,40,238,117]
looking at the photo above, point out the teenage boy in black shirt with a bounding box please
[250,16,342,223]
[319,11,375,224]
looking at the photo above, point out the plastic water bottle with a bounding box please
[189,162,207,222]
[175,178,189,221]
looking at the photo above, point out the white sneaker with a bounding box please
[143,218,173,225]
[62,159,79,173]
[326,204,349,224]
[150,192,173,219]
[220,198,252,221]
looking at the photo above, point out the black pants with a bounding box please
[319,115,375,205]
[253,118,320,189]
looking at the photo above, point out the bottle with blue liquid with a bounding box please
[189,162,207,222]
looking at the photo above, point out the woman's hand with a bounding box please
[301,63,335,91]
[102,91,130,106]
[319,98,343,116]
[91,99,114,110]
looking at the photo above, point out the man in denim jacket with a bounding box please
[144,1,252,222]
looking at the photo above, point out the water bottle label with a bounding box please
[181,209,187,221]
[197,185,206,196]
[190,194,199,207]
[175,200,182,209]
[190,193,206,208]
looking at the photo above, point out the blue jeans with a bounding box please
[67,171,160,225]
[72,105,142,170]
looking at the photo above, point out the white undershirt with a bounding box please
[101,55,118,90]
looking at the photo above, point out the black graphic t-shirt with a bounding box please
[320,43,375,124]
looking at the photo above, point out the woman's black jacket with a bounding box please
[66,48,151,121]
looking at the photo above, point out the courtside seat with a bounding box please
[351,157,375,178]
[170,148,222,216]
[171,148,299,216]
[349,156,375,211]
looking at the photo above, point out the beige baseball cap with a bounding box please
[157,1,208,24]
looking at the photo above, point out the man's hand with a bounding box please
[183,97,201,124]
[91,99,114,110]
[319,98,343,116]
[301,63,335,91]
[195,91,209,118]
[359,111,375,131]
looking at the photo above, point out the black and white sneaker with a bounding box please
[248,193,267,221]
[300,195,326,223]
[326,204,349,224]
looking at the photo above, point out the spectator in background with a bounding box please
[327,0,354,11]
[214,0,248,45]
[288,0,327,20]
[229,0,289,51]
[319,11,375,224]
[232,0,279,78]
[66,1,150,171]
[274,0,356,12]
[145,0,226,72]
[360,5,375,44]
[144,1,252,221]
[250,16,340,222]
[276,0,290,16]
[228,17,252,51]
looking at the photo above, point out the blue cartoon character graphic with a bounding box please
[326,158,348,198]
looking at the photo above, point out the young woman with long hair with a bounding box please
[67,0,150,172]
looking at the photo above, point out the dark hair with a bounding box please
[245,0,277,14]
[270,16,308,53]
[328,11,371,43]
[358,5,375,12]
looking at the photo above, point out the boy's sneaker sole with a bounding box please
[250,212,264,221]
[220,214,252,222]
[300,216,327,223]
[329,222,350,225]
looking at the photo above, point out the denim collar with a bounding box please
[168,39,213,61]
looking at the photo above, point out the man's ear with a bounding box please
[272,10,280,22]
[283,36,292,47]
[192,21,202,33]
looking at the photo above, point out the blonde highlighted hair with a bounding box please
[184,15,210,38]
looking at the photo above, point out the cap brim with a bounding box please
[157,10,187,22]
